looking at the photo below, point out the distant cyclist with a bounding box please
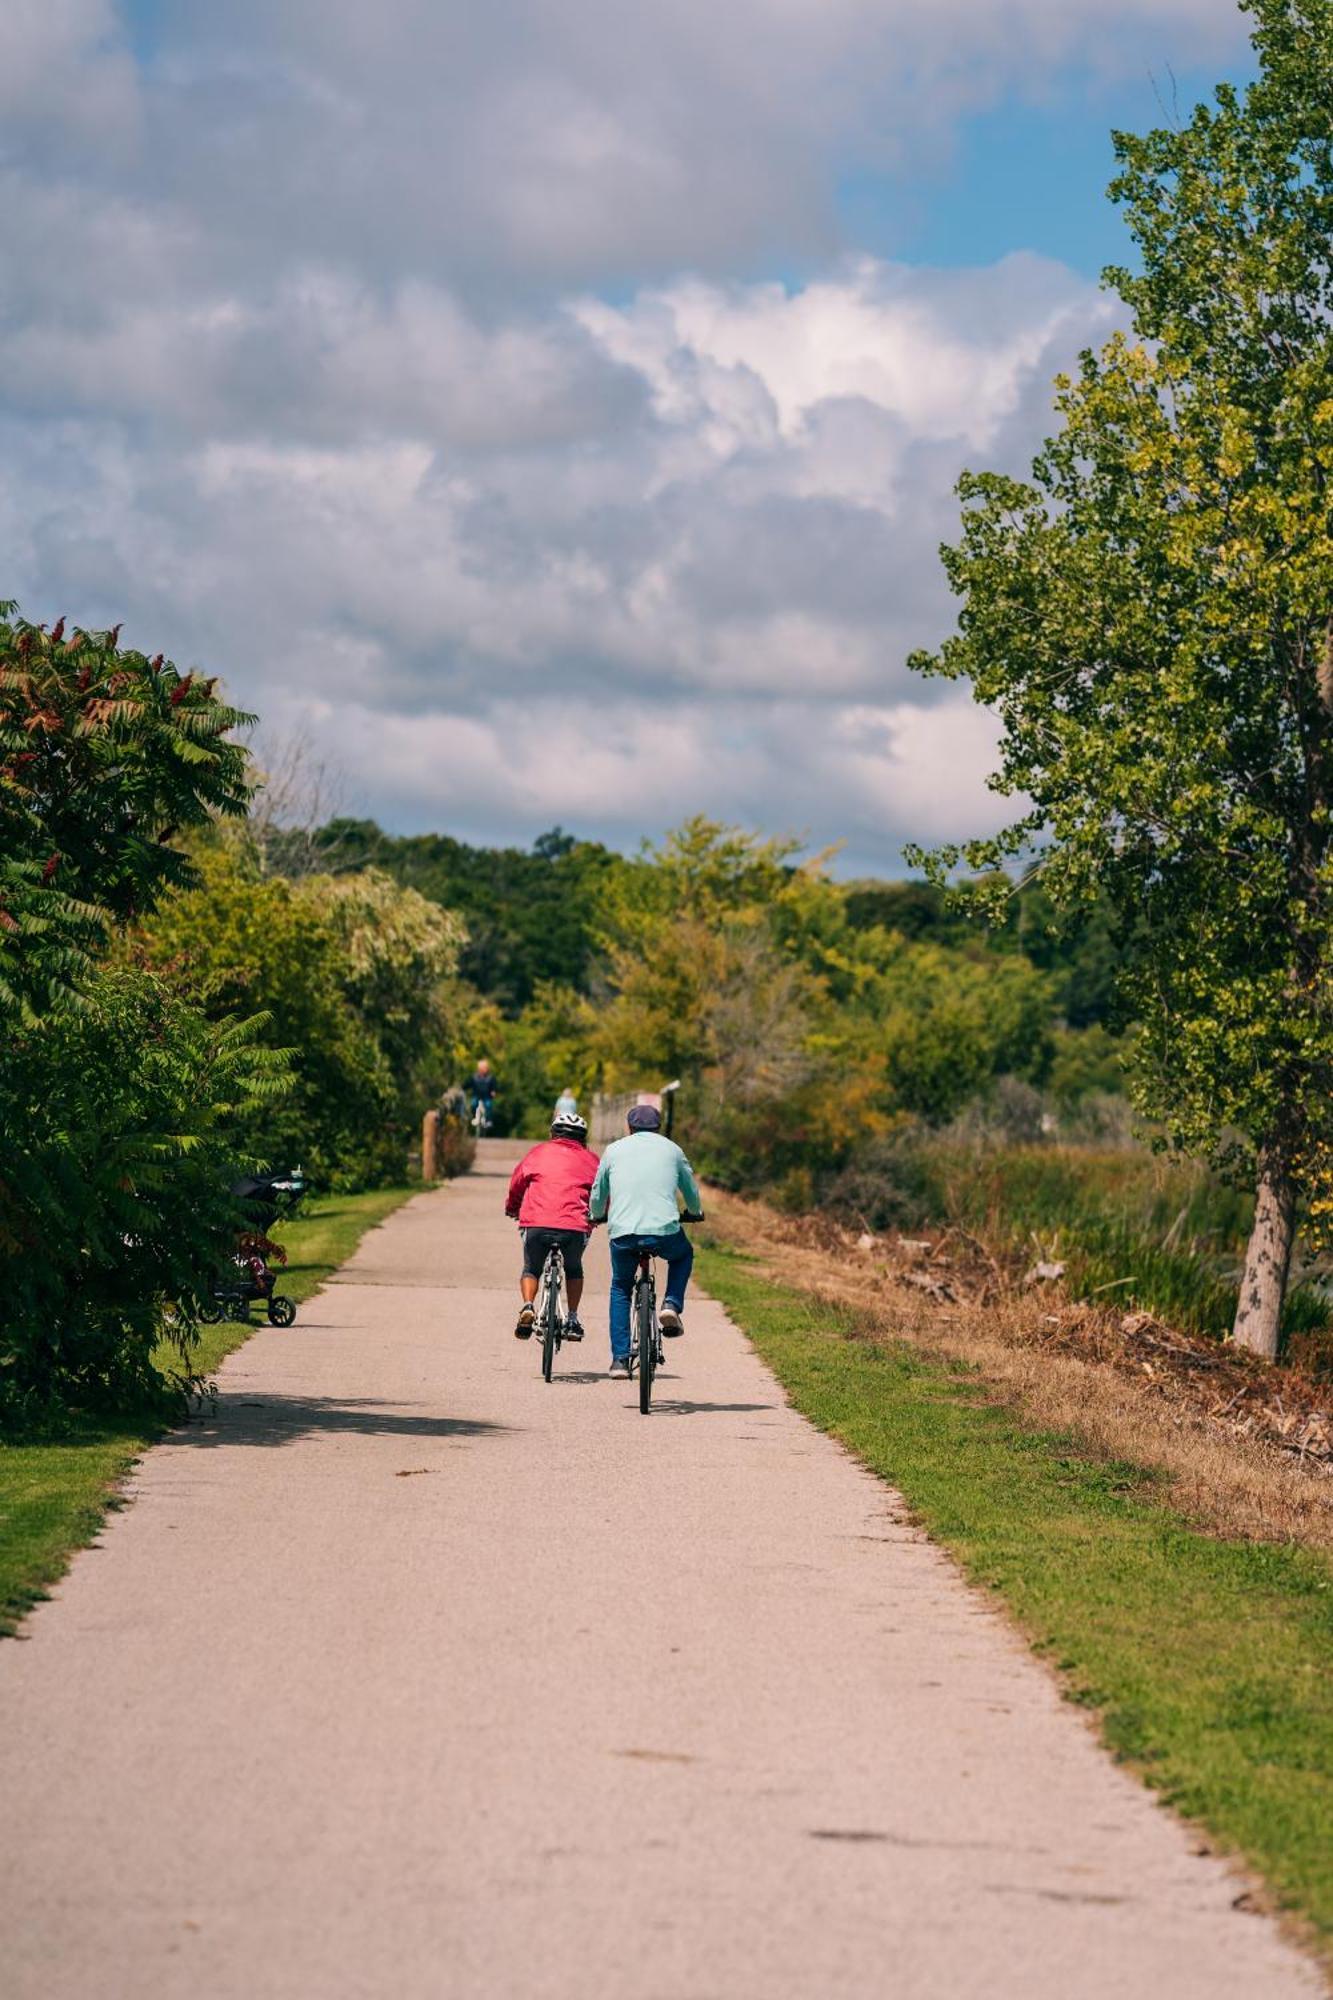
[554,1085,579,1122]
[505,1110,600,1341]
[467,1059,498,1131]
[587,1103,702,1376]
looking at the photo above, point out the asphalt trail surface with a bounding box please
[0,1142,1320,1997]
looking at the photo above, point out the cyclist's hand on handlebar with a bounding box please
[682,1210,705,1224]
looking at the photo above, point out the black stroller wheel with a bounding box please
[267,1295,297,1328]
[196,1296,224,1325]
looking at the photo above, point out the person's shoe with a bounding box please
[514,1304,535,1339]
[660,1304,684,1336]
[609,1356,630,1377]
[562,1312,585,1342]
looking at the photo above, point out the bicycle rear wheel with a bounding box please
[541,1255,561,1382]
[637,1279,655,1413]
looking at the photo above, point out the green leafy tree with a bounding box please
[138,849,398,1186]
[307,866,465,1120]
[311,820,623,1013]
[0,964,288,1416]
[911,0,1333,1356]
[870,941,1053,1123]
[139,850,466,1184]
[0,604,278,1417]
[0,606,252,1018]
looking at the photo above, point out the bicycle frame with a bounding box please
[536,1244,566,1382]
[628,1248,662,1412]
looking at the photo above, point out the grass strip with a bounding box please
[0,1185,416,1636]
[697,1239,1333,1949]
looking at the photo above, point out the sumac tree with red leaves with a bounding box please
[0,602,287,1421]
[0,602,253,1018]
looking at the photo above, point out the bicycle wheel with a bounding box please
[541,1252,561,1382]
[637,1278,655,1413]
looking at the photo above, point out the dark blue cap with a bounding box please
[627,1104,661,1132]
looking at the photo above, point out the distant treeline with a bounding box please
[290,816,1130,1198]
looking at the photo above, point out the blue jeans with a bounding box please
[608,1231,693,1361]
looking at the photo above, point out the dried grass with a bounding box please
[706,1188,1333,1551]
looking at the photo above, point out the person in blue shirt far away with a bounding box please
[587,1103,703,1377]
[554,1085,579,1121]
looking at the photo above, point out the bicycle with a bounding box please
[626,1214,702,1414]
[535,1241,567,1383]
[627,1247,661,1413]
[470,1098,494,1137]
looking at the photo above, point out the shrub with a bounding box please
[137,849,461,1186]
[0,962,288,1422]
[0,607,251,1015]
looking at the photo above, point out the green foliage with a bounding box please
[844,877,1121,1029]
[137,848,463,1186]
[302,805,1122,1177]
[872,937,1052,1121]
[0,961,288,1421]
[0,603,274,1421]
[0,606,252,1019]
[311,819,622,1012]
[555,818,1063,1186]
[1048,1024,1127,1110]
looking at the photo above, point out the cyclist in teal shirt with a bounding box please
[587,1103,703,1376]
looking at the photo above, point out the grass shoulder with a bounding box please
[696,1238,1333,1957]
[0,1186,416,1637]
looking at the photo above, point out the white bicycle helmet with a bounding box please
[551,1111,589,1139]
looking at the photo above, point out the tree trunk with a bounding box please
[1318,616,1333,717]
[1230,1144,1297,1361]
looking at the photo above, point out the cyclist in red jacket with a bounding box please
[504,1111,600,1341]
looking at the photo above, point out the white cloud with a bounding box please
[0,0,1248,865]
[1,243,1108,859]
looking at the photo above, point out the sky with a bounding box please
[1,0,1254,872]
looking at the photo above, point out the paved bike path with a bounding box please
[0,1144,1319,1998]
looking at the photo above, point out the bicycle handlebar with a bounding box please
[585,1211,704,1227]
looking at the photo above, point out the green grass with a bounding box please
[698,1239,1333,1949]
[0,1186,416,1636]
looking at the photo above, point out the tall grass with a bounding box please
[824,1137,1332,1344]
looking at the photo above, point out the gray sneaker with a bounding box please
[660,1305,684,1336]
[608,1357,630,1377]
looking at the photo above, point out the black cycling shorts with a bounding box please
[521,1227,587,1280]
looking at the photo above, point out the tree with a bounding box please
[0,606,280,1417]
[310,820,623,1013]
[0,606,252,1018]
[1,964,287,1415]
[309,866,465,1100]
[137,849,466,1185]
[911,0,1333,1357]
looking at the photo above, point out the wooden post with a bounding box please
[422,1109,441,1184]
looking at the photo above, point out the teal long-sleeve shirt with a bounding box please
[587,1132,702,1238]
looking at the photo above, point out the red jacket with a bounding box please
[506,1138,600,1232]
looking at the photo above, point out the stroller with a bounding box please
[197,1170,308,1328]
